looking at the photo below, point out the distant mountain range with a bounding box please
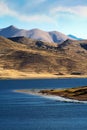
[0,25,82,44]
[68,34,83,40]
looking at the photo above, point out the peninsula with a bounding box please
[16,86,87,102]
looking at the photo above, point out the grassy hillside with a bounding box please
[0,36,87,78]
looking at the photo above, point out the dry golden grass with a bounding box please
[0,68,58,79]
[1,68,87,79]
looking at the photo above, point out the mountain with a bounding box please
[0,25,27,38]
[27,28,54,43]
[68,34,82,40]
[0,36,87,78]
[0,25,70,44]
[49,31,69,43]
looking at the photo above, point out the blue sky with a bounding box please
[0,0,87,38]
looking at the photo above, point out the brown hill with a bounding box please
[0,36,87,78]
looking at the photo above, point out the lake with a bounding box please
[0,78,87,130]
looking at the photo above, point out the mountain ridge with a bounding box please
[68,34,83,40]
[0,25,81,44]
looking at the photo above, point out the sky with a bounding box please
[0,0,87,38]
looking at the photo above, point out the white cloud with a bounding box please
[50,5,87,17]
[0,1,56,24]
[0,1,13,16]
[18,14,55,23]
[73,6,87,17]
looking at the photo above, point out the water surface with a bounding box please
[0,78,87,130]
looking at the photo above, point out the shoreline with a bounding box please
[0,68,87,79]
[1,74,87,80]
[14,88,87,104]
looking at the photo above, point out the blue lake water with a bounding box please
[0,78,87,130]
